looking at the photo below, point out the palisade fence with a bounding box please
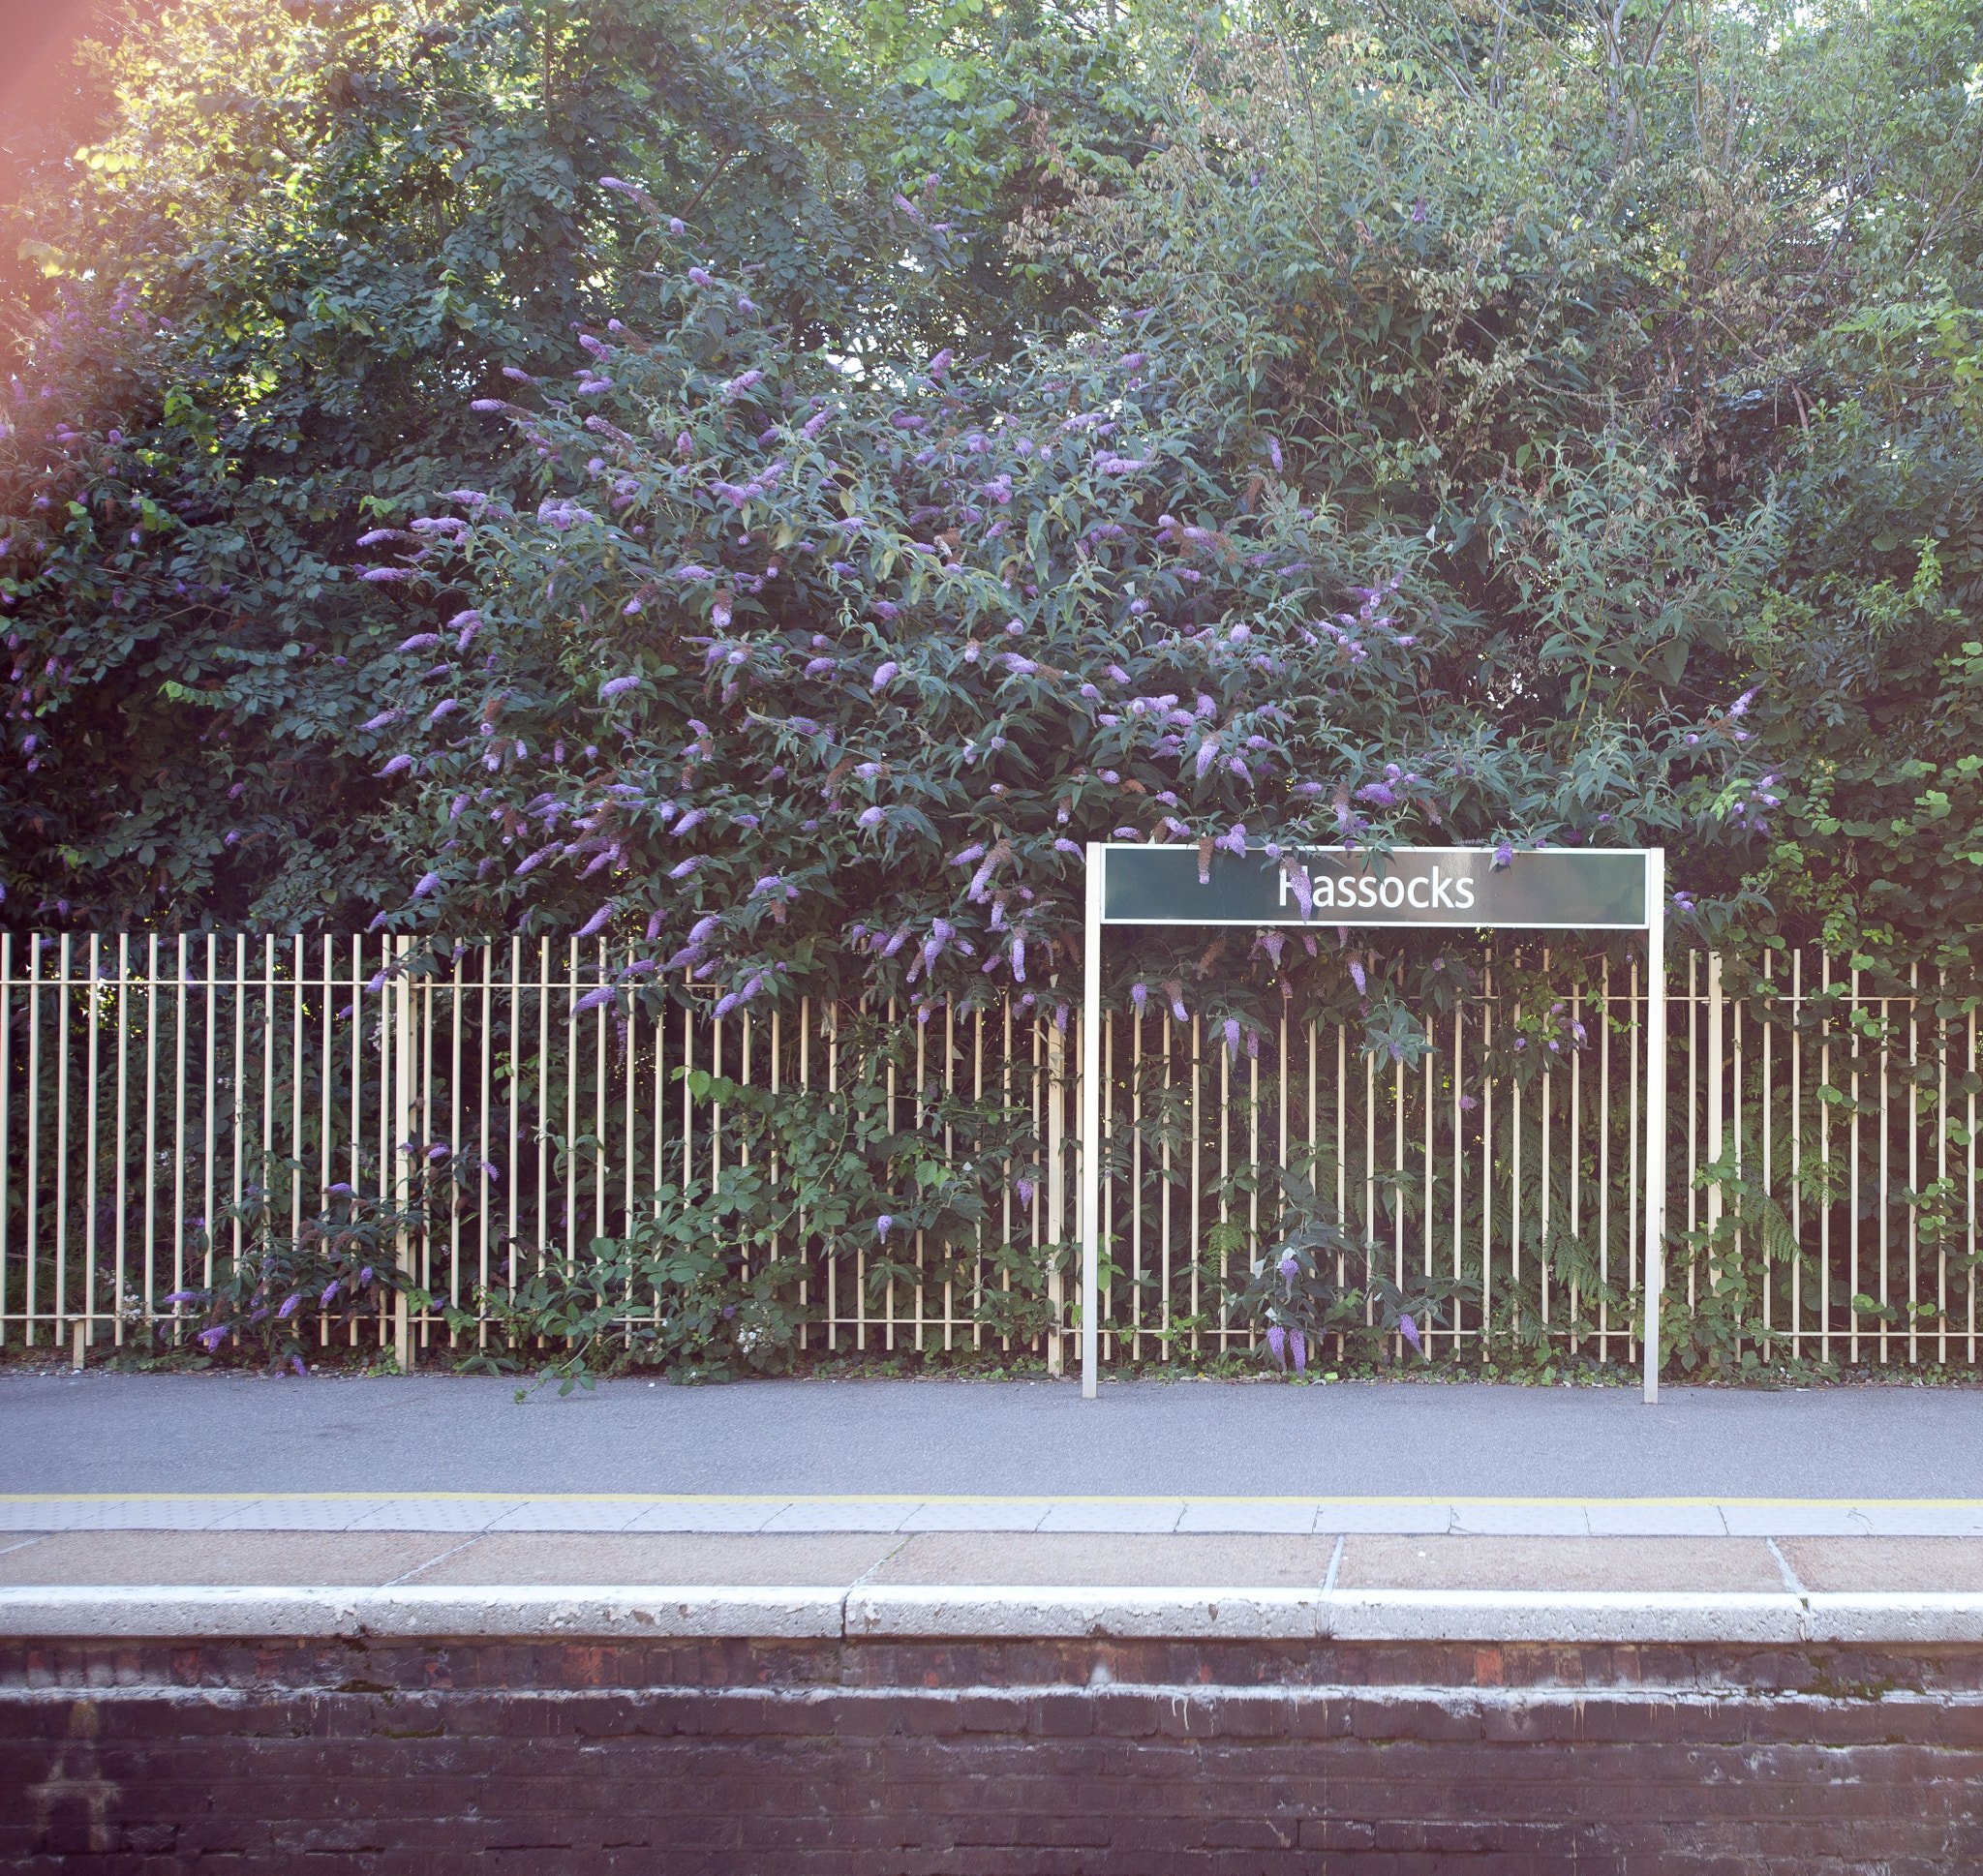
[0,931,1977,1372]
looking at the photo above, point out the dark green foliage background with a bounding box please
[3,0,1978,989]
[3,0,1982,1384]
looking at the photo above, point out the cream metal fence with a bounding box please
[1,932,1976,1370]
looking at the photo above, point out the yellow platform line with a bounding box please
[4,1492,1982,1510]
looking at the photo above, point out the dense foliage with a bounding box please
[349,222,1766,1067]
[4,0,1983,1383]
[4,0,1979,982]
[0,0,1134,927]
[1032,8,1983,974]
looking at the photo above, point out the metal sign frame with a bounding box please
[1078,843,1667,1404]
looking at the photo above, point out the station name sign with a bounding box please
[1099,844,1648,930]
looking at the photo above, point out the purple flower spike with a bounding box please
[1399,1314,1421,1355]
[1266,1325,1287,1370]
[1291,1332,1306,1374]
[290,1356,308,1377]
[196,1325,229,1351]
[321,1281,341,1306]
[877,1215,893,1240]
[1278,1254,1298,1284]
[277,1293,301,1318]
[358,1265,375,1286]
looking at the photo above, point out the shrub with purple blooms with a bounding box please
[156,1145,487,1377]
[1233,1167,1451,1374]
[351,204,1766,1073]
[293,202,1787,1367]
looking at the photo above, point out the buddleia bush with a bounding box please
[347,188,1768,1071]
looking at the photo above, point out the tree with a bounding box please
[343,218,1767,1067]
[3,0,1119,928]
[1023,0,1983,965]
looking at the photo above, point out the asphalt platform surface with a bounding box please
[4,1371,1978,1501]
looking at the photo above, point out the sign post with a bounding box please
[1078,844,1666,1403]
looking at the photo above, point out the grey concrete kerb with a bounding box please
[12,1585,1983,1646]
[0,1585,845,1642]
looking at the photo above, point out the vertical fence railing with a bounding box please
[1,935,1975,1370]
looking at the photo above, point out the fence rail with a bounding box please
[2,933,1976,1372]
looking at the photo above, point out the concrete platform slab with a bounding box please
[1841,1505,1983,1537]
[15,1492,1983,1545]
[619,1499,780,1532]
[873,1531,1339,1589]
[0,1496,260,1531]
[758,1499,910,1533]
[343,1498,534,1532]
[411,1531,904,1587]
[897,1499,1054,1531]
[0,1530,461,1587]
[1584,1500,1730,1536]
[481,1498,650,1532]
[1719,1502,1872,1535]
[1034,1499,1183,1533]
[1174,1499,1318,1533]
[1310,1500,1454,1533]
[1446,1501,1591,1536]
[1785,1535,1983,1592]
[1336,1534,1786,1593]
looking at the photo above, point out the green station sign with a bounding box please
[1099,843,1648,929]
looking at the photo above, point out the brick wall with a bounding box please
[6,1636,1982,1873]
